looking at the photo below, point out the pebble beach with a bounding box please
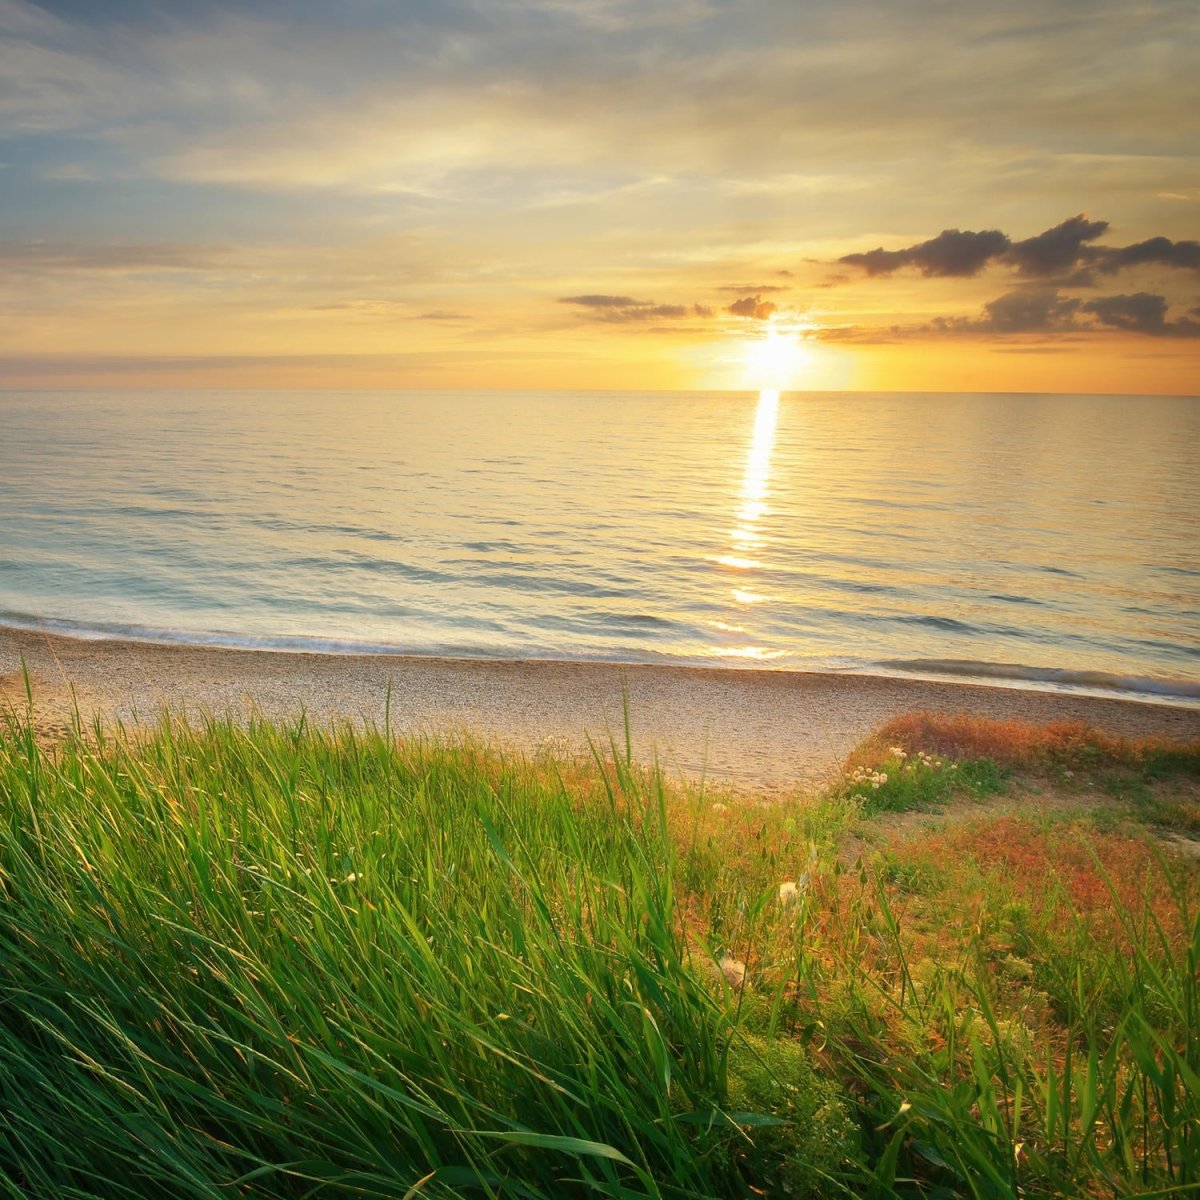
[5,626,1198,792]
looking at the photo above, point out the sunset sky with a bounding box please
[2,0,1198,394]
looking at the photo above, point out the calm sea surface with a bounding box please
[2,389,1198,700]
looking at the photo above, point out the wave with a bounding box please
[878,657,1200,701]
[1,609,1196,709]
[0,610,684,664]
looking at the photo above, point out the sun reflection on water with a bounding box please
[709,388,782,661]
[733,389,779,554]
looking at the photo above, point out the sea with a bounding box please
[1,389,1198,703]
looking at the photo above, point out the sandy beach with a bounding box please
[3,625,1197,791]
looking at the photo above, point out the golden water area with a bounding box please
[1,389,1197,699]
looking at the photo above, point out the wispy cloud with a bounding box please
[0,239,237,271]
[558,294,714,322]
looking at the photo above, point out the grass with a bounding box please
[1,701,1198,1198]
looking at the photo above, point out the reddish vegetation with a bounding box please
[855,711,1200,771]
[886,814,1192,949]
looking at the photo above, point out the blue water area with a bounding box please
[1,388,1198,701]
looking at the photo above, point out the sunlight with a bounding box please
[743,321,810,391]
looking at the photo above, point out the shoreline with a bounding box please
[4,625,1199,791]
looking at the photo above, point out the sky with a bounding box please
[2,0,1198,394]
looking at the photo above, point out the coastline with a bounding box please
[4,625,1198,791]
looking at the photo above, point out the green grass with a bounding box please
[2,704,1199,1198]
[842,744,1008,815]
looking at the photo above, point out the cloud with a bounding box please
[610,302,716,322]
[558,293,713,322]
[0,347,588,383]
[715,283,789,293]
[978,288,1082,332]
[3,0,1197,232]
[838,215,1200,284]
[1004,214,1109,276]
[601,303,690,320]
[913,287,1200,339]
[559,293,645,307]
[727,294,776,319]
[1095,236,1200,274]
[840,227,1010,277]
[0,239,235,271]
[918,288,1083,335]
[4,0,1199,388]
[1083,291,1166,333]
[1082,292,1200,336]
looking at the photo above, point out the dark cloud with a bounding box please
[838,217,1112,281]
[1095,237,1200,274]
[907,286,1200,339]
[727,295,776,319]
[417,310,470,321]
[1004,214,1109,276]
[1054,267,1101,288]
[836,215,1200,286]
[840,227,1009,277]
[977,288,1082,333]
[839,247,905,276]
[558,294,644,308]
[1082,292,1200,337]
[920,293,1068,336]
[981,288,1080,332]
[558,294,715,323]
[1082,291,1166,333]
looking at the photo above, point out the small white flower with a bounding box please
[344,872,358,884]
[719,955,747,989]
[711,802,728,814]
[778,880,799,905]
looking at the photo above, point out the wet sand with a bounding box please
[3,626,1198,792]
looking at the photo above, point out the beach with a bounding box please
[4,625,1197,791]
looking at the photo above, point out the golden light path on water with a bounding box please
[711,388,782,660]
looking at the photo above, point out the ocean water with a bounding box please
[1,389,1198,701]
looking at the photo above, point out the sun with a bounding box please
[743,318,810,390]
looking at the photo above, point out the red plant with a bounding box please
[853,712,1198,772]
